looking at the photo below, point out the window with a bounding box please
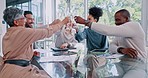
[88,0,141,25]
[56,0,84,20]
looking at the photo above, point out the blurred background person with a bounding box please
[55,20,78,49]
[24,11,35,28]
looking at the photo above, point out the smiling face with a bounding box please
[25,14,34,28]
[114,12,128,26]
[87,14,97,22]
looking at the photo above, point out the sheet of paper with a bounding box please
[39,55,77,64]
[105,53,123,59]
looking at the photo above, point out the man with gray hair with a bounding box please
[0,7,69,78]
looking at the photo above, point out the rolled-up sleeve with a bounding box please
[17,23,63,48]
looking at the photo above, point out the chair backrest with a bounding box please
[101,38,109,52]
[91,37,109,52]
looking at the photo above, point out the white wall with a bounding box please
[142,0,148,46]
[0,0,6,56]
[141,0,148,74]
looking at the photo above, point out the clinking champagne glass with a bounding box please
[69,15,77,30]
[66,0,77,30]
[70,13,78,30]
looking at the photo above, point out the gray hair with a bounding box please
[3,7,23,27]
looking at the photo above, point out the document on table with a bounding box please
[39,55,77,63]
[105,53,123,59]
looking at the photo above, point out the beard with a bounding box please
[25,22,34,28]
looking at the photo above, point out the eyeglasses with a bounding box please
[14,15,25,20]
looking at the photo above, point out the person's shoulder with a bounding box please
[85,28,94,33]
[124,21,141,27]
[9,27,25,31]
[125,21,140,25]
[86,27,104,35]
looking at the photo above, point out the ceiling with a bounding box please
[6,0,30,6]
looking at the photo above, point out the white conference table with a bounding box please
[34,43,122,78]
[34,43,85,78]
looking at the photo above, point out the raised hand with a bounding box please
[120,48,138,58]
[53,19,61,24]
[60,43,69,49]
[74,16,85,24]
[51,19,61,25]
[62,16,70,25]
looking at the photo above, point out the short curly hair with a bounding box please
[3,7,23,27]
[115,9,131,20]
[89,6,103,22]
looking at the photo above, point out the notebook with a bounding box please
[51,47,69,52]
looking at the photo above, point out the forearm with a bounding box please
[90,22,135,37]
[75,30,86,42]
